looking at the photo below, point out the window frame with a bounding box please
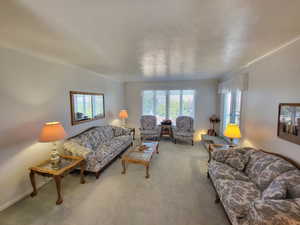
[141,89,196,123]
[221,89,243,133]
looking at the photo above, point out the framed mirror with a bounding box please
[70,91,105,125]
[278,103,300,145]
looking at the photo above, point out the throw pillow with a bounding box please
[64,141,91,158]
[224,151,249,171]
[262,180,287,200]
[212,150,228,163]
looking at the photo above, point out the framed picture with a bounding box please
[278,103,300,145]
[70,91,105,125]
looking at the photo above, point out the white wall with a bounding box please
[0,47,124,210]
[124,79,219,141]
[234,40,300,163]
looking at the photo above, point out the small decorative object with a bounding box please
[208,115,220,136]
[39,122,67,169]
[138,145,149,151]
[119,110,128,127]
[278,103,300,145]
[70,91,105,125]
[161,119,172,125]
[224,123,241,146]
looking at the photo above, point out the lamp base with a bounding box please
[121,119,127,128]
[50,147,61,170]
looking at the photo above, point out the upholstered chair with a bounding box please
[173,116,195,145]
[140,115,161,141]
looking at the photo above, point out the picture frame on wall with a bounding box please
[278,103,300,145]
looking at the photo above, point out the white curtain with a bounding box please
[218,73,249,94]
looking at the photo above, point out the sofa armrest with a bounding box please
[248,199,300,225]
[63,141,92,159]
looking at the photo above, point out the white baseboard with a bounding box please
[0,180,49,212]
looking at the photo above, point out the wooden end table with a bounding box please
[121,142,159,179]
[29,155,86,205]
[160,124,173,140]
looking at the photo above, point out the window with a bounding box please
[142,90,195,124]
[221,89,242,132]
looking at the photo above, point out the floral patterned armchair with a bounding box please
[140,115,161,141]
[172,116,195,145]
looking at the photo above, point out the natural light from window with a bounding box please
[142,90,195,124]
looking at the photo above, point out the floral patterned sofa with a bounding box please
[63,125,132,178]
[208,147,300,225]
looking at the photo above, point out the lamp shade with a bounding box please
[39,122,67,142]
[224,124,241,139]
[119,110,128,119]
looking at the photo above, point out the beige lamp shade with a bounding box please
[119,110,128,119]
[39,122,67,142]
[224,124,242,139]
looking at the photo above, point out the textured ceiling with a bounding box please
[1,0,300,81]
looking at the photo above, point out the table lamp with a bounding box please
[119,110,128,127]
[39,122,67,169]
[224,123,241,146]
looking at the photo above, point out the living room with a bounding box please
[1,1,300,225]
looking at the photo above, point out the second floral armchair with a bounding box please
[172,116,195,145]
[140,115,161,141]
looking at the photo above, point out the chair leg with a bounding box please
[174,139,176,144]
[192,140,194,146]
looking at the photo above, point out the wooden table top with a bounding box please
[29,155,84,176]
[122,142,158,163]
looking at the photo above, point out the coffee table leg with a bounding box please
[54,175,63,205]
[29,171,37,197]
[80,161,86,184]
[145,164,150,179]
[121,160,126,174]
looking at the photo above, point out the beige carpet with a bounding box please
[0,140,229,225]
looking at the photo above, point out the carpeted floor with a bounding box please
[0,140,229,225]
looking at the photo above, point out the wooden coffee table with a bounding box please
[121,142,159,179]
[29,155,85,205]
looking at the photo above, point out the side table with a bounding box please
[29,155,85,205]
[160,124,173,140]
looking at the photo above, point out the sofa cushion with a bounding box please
[273,170,300,198]
[262,180,287,200]
[245,150,268,175]
[96,126,114,140]
[248,199,300,225]
[247,154,280,186]
[255,158,295,190]
[209,161,250,182]
[212,149,250,171]
[215,179,261,219]
[224,152,249,171]
[212,150,228,162]
[140,129,159,135]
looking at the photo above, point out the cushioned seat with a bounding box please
[140,129,160,135]
[215,179,261,219]
[139,115,161,141]
[172,116,195,145]
[208,161,249,183]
